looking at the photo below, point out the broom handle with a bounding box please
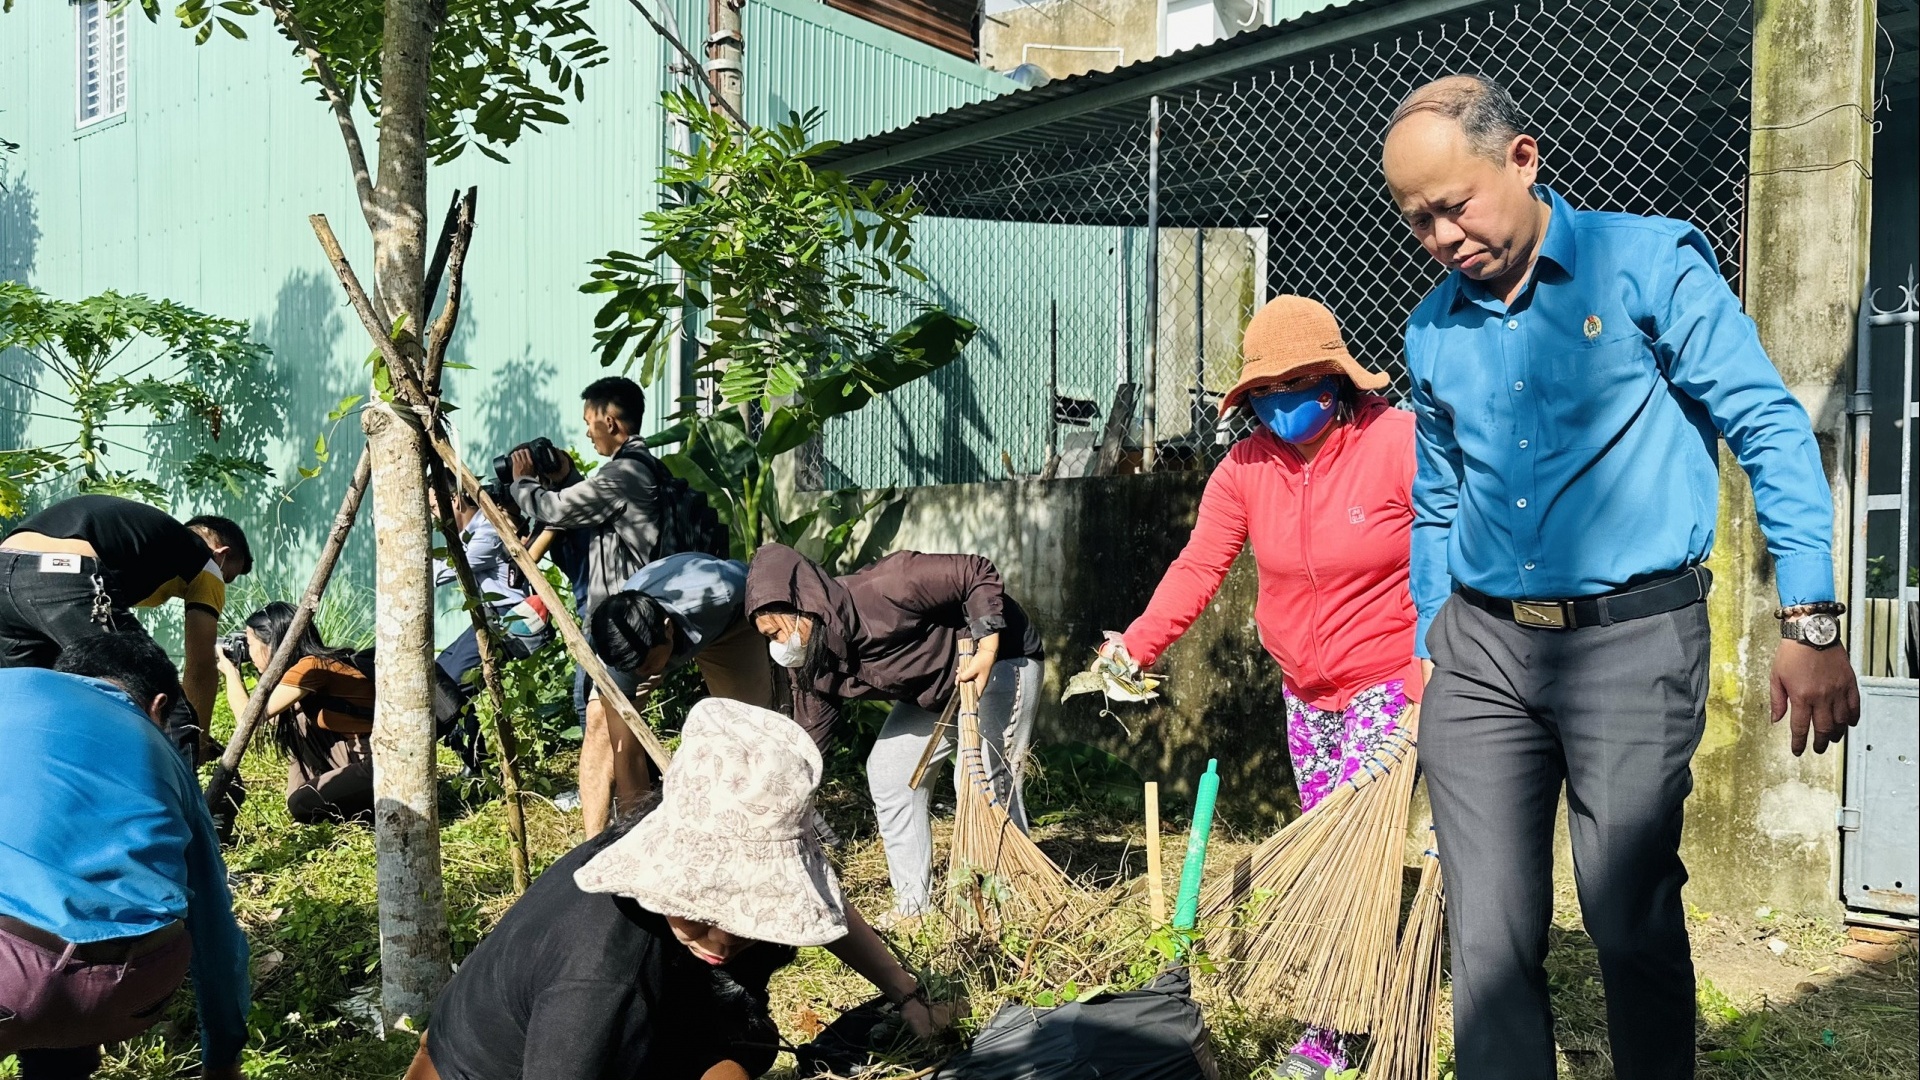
[953,639,1003,807]
[908,690,960,790]
[957,670,998,807]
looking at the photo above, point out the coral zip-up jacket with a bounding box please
[1122,398,1423,711]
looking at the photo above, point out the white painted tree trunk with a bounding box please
[368,0,448,1027]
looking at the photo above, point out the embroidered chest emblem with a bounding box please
[1583,314,1603,340]
[1348,506,1366,524]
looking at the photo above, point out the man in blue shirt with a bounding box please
[586,552,777,817]
[1384,75,1859,1080]
[0,635,249,1080]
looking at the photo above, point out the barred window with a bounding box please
[75,0,129,128]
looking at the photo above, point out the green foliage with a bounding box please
[584,92,973,556]
[1865,554,1919,597]
[584,91,945,400]
[0,283,271,518]
[136,0,607,165]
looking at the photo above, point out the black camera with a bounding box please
[218,632,251,669]
[492,436,568,490]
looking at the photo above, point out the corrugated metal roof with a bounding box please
[820,0,1496,178]
[666,0,1015,146]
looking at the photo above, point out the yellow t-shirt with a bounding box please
[137,559,227,617]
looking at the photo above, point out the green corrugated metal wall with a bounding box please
[0,0,1010,591]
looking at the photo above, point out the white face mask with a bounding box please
[768,631,807,669]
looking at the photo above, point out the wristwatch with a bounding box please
[1777,602,1844,650]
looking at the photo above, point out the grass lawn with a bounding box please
[4,711,1912,1080]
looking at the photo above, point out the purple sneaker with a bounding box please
[1277,1028,1350,1078]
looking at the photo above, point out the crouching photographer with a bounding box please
[507,376,668,837]
[216,603,377,825]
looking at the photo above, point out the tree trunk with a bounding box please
[368,0,449,1027]
[364,402,448,1026]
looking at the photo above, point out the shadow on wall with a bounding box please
[463,349,571,466]
[229,269,368,589]
[0,165,41,459]
[0,163,38,284]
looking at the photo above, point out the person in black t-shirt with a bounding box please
[1,495,252,760]
[409,698,950,1080]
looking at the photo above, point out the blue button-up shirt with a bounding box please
[1407,186,1835,655]
[0,669,251,1068]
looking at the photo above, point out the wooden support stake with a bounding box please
[428,461,531,894]
[206,447,371,814]
[1145,780,1166,925]
[309,213,671,773]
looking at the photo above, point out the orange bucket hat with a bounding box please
[1221,295,1390,411]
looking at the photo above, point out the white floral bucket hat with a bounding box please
[573,697,849,947]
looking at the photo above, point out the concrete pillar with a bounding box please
[1687,0,1876,918]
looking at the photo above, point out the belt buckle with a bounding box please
[1511,600,1569,629]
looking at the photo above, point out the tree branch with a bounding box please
[422,189,463,314]
[264,0,381,236]
[621,0,747,127]
[425,187,476,399]
[425,457,530,893]
[310,214,435,413]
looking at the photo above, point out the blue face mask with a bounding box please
[1249,376,1340,444]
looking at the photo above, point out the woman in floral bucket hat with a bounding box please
[1095,294,1422,1079]
[406,698,949,1080]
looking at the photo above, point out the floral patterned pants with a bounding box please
[1283,678,1411,811]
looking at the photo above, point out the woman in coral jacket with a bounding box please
[1101,294,1421,1079]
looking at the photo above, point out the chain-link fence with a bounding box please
[809,0,1753,489]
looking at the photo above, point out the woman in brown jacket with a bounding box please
[743,545,1045,922]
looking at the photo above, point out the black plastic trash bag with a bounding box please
[933,968,1218,1080]
[793,996,943,1079]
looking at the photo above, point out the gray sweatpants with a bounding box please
[1422,594,1709,1080]
[866,656,1042,916]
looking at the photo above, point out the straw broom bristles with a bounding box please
[1366,848,1446,1080]
[1199,709,1422,1033]
[947,680,1071,920]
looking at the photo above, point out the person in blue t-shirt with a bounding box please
[0,634,249,1080]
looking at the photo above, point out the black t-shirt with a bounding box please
[6,495,220,611]
[425,828,797,1080]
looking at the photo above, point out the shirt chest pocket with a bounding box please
[1546,333,1656,447]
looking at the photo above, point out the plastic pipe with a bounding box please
[1172,759,1220,930]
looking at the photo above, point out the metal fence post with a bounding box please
[1193,228,1206,437]
[1144,94,1162,472]
[1115,225,1132,387]
[1850,279,1874,673]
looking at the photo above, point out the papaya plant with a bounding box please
[0,283,271,517]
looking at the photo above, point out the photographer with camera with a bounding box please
[215,603,377,825]
[508,376,667,837]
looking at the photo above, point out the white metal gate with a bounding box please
[1842,270,1919,920]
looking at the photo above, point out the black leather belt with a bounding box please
[0,914,186,964]
[1456,566,1711,630]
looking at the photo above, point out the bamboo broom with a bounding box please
[1200,708,1422,1033]
[1366,845,1446,1080]
[947,650,1071,922]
